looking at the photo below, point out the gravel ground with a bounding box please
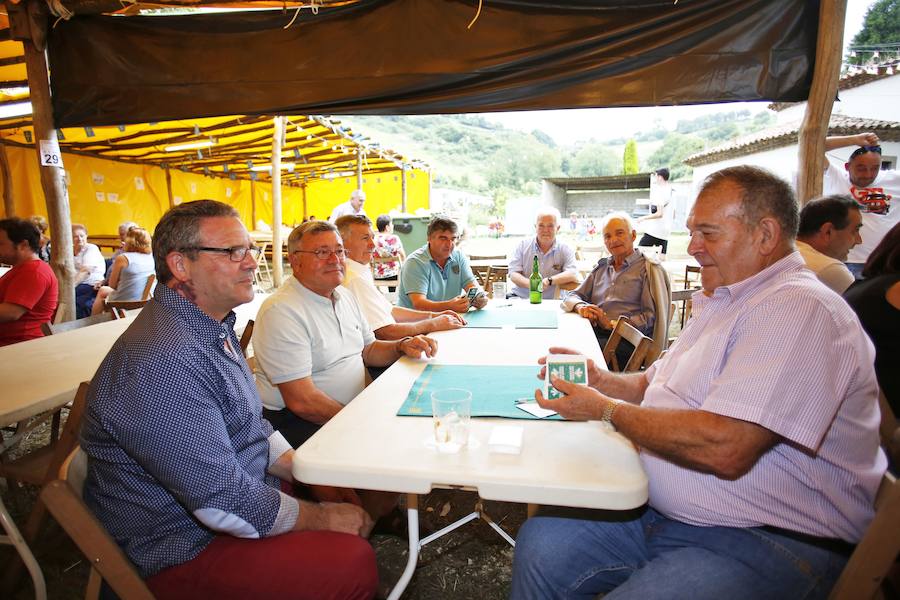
[2,416,523,599]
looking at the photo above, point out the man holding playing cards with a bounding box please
[511,166,886,600]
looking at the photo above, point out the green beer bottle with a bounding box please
[529,255,542,304]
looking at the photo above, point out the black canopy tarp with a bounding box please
[47,0,819,127]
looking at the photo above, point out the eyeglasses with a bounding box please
[850,145,882,159]
[186,245,262,262]
[293,247,346,260]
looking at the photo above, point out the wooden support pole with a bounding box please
[356,148,363,190]
[302,183,308,220]
[17,0,75,321]
[271,116,285,288]
[164,166,174,209]
[251,178,257,229]
[401,164,408,213]
[0,141,14,217]
[797,0,847,205]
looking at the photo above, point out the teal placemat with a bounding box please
[397,364,563,420]
[464,308,558,329]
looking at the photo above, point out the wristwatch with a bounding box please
[600,398,622,425]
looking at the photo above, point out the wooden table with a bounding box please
[0,293,267,429]
[292,300,648,599]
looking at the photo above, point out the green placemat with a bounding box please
[397,364,562,420]
[463,307,558,328]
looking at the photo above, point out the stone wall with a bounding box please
[565,190,647,218]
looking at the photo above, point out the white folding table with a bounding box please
[292,301,648,599]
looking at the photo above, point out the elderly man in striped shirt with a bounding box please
[511,166,887,600]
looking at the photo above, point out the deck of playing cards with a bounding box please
[545,354,588,400]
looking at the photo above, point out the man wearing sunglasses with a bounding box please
[81,201,379,597]
[823,133,900,278]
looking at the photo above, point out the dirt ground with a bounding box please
[1,416,523,599]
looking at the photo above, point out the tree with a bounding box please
[566,143,618,176]
[647,133,705,180]
[847,0,900,65]
[622,139,639,174]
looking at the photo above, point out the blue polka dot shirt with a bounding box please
[80,284,297,577]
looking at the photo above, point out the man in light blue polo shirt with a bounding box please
[508,206,578,300]
[397,217,487,313]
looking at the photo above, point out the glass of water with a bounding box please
[431,388,472,453]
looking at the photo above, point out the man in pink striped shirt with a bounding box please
[511,166,887,600]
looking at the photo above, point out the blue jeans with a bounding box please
[510,508,848,600]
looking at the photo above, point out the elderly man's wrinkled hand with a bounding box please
[437,309,467,326]
[578,304,606,327]
[534,375,604,421]
[402,335,438,358]
[431,313,466,331]
[319,502,374,537]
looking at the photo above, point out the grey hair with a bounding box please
[287,220,338,253]
[600,211,636,234]
[334,214,372,240]
[700,165,798,240]
[153,199,239,285]
[535,206,561,223]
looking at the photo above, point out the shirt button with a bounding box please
[219,333,226,339]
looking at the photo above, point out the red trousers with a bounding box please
[146,530,378,600]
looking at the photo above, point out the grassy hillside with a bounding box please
[341,109,774,207]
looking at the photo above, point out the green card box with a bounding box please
[545,355,588,400]
[397,364,563,420]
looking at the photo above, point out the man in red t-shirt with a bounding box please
[0,218,59,346]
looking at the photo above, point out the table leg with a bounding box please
[387,494,420,600]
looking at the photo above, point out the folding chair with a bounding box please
[105,274,155,313]
[828,472,899,599]
[1,382,91,595]
[0,496,45,600]
[679,265,701,327]
[41,448,154,600]
[602,316,652,372]
[239,319,255,357]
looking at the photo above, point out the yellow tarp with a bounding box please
[3,145,429,235]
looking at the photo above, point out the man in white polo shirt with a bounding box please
[253,220,436,450]
[796,195,862,294]
[335,214,467,340]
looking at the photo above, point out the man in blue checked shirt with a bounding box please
[80,200,378,599]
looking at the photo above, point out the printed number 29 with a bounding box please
[43,153,59,164]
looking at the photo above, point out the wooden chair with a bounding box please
[829,472,899,599]
[484,266,508,295]
[602,316,652,372]
[553,280,579,300]
[105,273,155,313]
[255,241,272,287]
[575,244,607,262]
[679,265,701,327]
[41,447,154,600]
[41,309,124,336]
[1,383,92,595]
[239,319,254,357]
[0,382,91,497]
